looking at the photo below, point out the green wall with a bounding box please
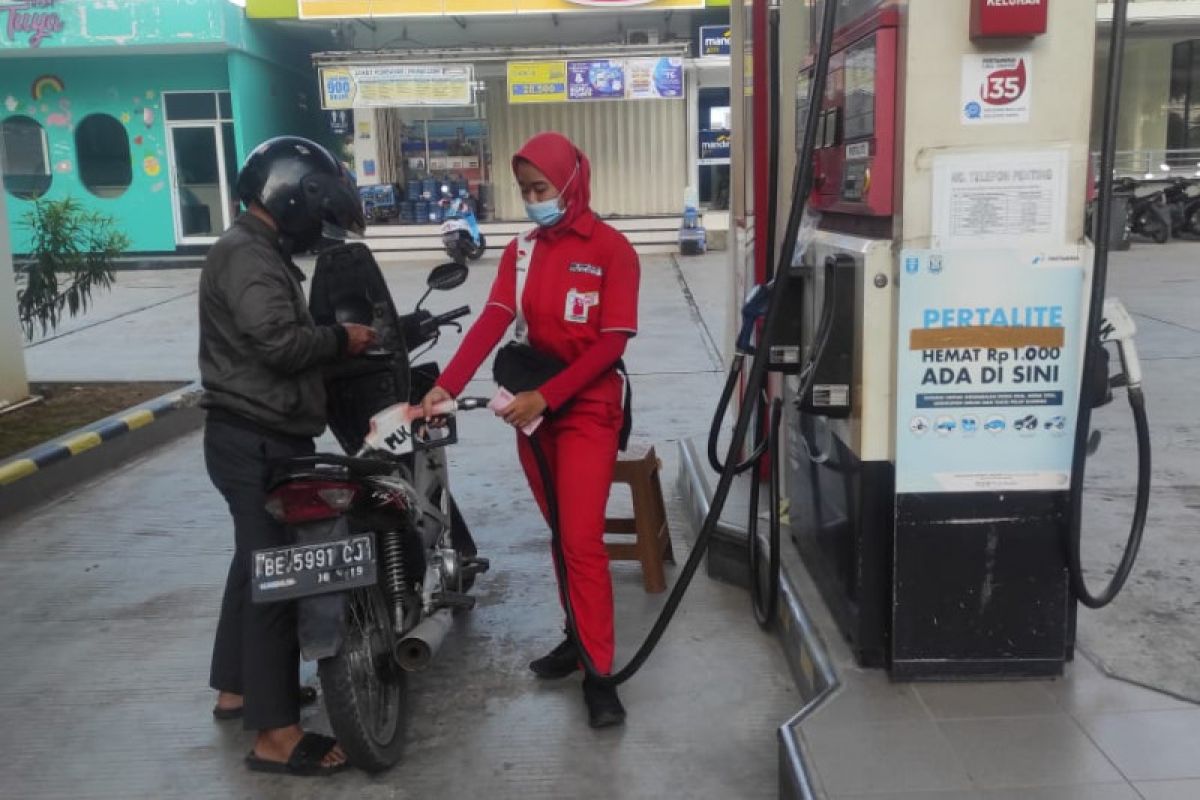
[3,54,230,253]
[228,52,330,166]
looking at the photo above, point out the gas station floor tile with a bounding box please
[802,719,974,795]
[979,784,1142,800]
[1133,778,1200,800]
[938,715,1125,788]
[914,680,1060,720]
[1075,708,1200,782]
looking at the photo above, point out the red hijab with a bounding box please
[512,132,592,236]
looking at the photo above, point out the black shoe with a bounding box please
[529,637,580,679]
[582,676,626,729]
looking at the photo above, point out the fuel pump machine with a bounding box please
[733,0,1152,678]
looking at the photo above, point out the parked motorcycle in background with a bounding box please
[438,186,487,265]
[1115,176,1172,244]
[1164,177,1200,239]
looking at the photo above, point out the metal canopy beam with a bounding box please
[311,41,690,67]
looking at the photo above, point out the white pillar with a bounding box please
[686,61,701,206]
[0,189,30,405]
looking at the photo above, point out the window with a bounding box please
[1,116,51,200]
[75,114,132,198]
[1168,41,1200,157]
[163,91,233,123]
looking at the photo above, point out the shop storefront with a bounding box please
[0,0,329,259]
[252,0,731,224]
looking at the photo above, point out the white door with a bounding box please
[167,122,238,245]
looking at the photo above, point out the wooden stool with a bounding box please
[605,446,675,593]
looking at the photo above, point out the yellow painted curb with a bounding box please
[64,432,103,456]
[122,409,156,430]
[0,459,38,486]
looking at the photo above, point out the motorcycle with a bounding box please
[250,243,488,773]
[437,186,487,264]
[1116,177,1172,244]
[1164,177,1200,239]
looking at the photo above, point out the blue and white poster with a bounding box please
[699,24,732,57]
[699,129,731,164]
[896,249,1086,494]
[567,60,626,100]
[626,57,684,100]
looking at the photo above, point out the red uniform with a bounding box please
[436,134,639,673]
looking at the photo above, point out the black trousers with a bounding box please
[204,419,314,731]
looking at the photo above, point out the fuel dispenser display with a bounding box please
[801,6,899,221]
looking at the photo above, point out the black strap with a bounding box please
[615,358,632,452]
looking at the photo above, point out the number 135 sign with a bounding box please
[961,54,1033,125]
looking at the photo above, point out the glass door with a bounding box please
[167,123,234,244]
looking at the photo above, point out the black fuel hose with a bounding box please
[527,0,842,686]
[1067,0,1150,609]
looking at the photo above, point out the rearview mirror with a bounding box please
[428,262,469,292]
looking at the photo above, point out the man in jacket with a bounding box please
[200,136,373,776]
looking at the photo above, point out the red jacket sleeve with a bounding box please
[435,241,519,397]
[538,331,630,411]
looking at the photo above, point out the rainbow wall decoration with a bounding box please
[31,75,65,101]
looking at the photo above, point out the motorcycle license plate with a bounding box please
[251,533,376,603]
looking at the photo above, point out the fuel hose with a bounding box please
[522,0,841,686]
[1067,0,1151,609]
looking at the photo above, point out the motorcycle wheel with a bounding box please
[468,234,487,261]
[1189,209,1200,238]
[318,586,407,773]
[1151,218,1170,245]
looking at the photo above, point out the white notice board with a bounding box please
[931,149,1069,251]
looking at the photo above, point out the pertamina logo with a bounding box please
[979,58,1027,106]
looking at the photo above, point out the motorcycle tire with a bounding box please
[1151,219,1170,245]
[1188,209,1200,238]
[319,587,407,773]
[468,234,487,261]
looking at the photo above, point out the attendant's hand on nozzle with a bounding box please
[342,323,378,356]
[501,391,548,431]
[421,386,455,427]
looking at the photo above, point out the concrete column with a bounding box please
[0,189,30,405]
[687,61,701,206]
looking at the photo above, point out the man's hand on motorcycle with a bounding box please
[500,391,547,429]
[342,323,378,355]
[422,386,455,427]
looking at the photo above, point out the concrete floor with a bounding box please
[3,252,806,798]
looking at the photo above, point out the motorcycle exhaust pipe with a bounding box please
[394,608,454,672]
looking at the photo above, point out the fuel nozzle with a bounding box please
[737,283,772,355]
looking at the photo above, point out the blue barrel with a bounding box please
[399,201,414,223]
[429,205,444,224]
[406,180,421,202]
[414,201,429,223]
[421,179,437,199]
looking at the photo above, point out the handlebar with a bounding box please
[422,306,470,336]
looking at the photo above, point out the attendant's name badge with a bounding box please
[565,289,600,323]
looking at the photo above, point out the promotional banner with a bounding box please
[698,24,731,56]
[895,249,1085,494]
[566,59,626,100]
[320,64,474,109]
[507,61,568,104]
[298,0,703,19]
[625,57,683,99]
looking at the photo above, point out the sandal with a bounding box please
[213,686,318,721]
[244,731,349,777]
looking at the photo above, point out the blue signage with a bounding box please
[326,109,352,136]
[896,249,1085,494]
[699,24,732,57]
[699,129,731,164]
[567,59,625,101]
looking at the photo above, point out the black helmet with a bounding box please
[236,136,365,253]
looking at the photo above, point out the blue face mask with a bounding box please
[525,197,565,227]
